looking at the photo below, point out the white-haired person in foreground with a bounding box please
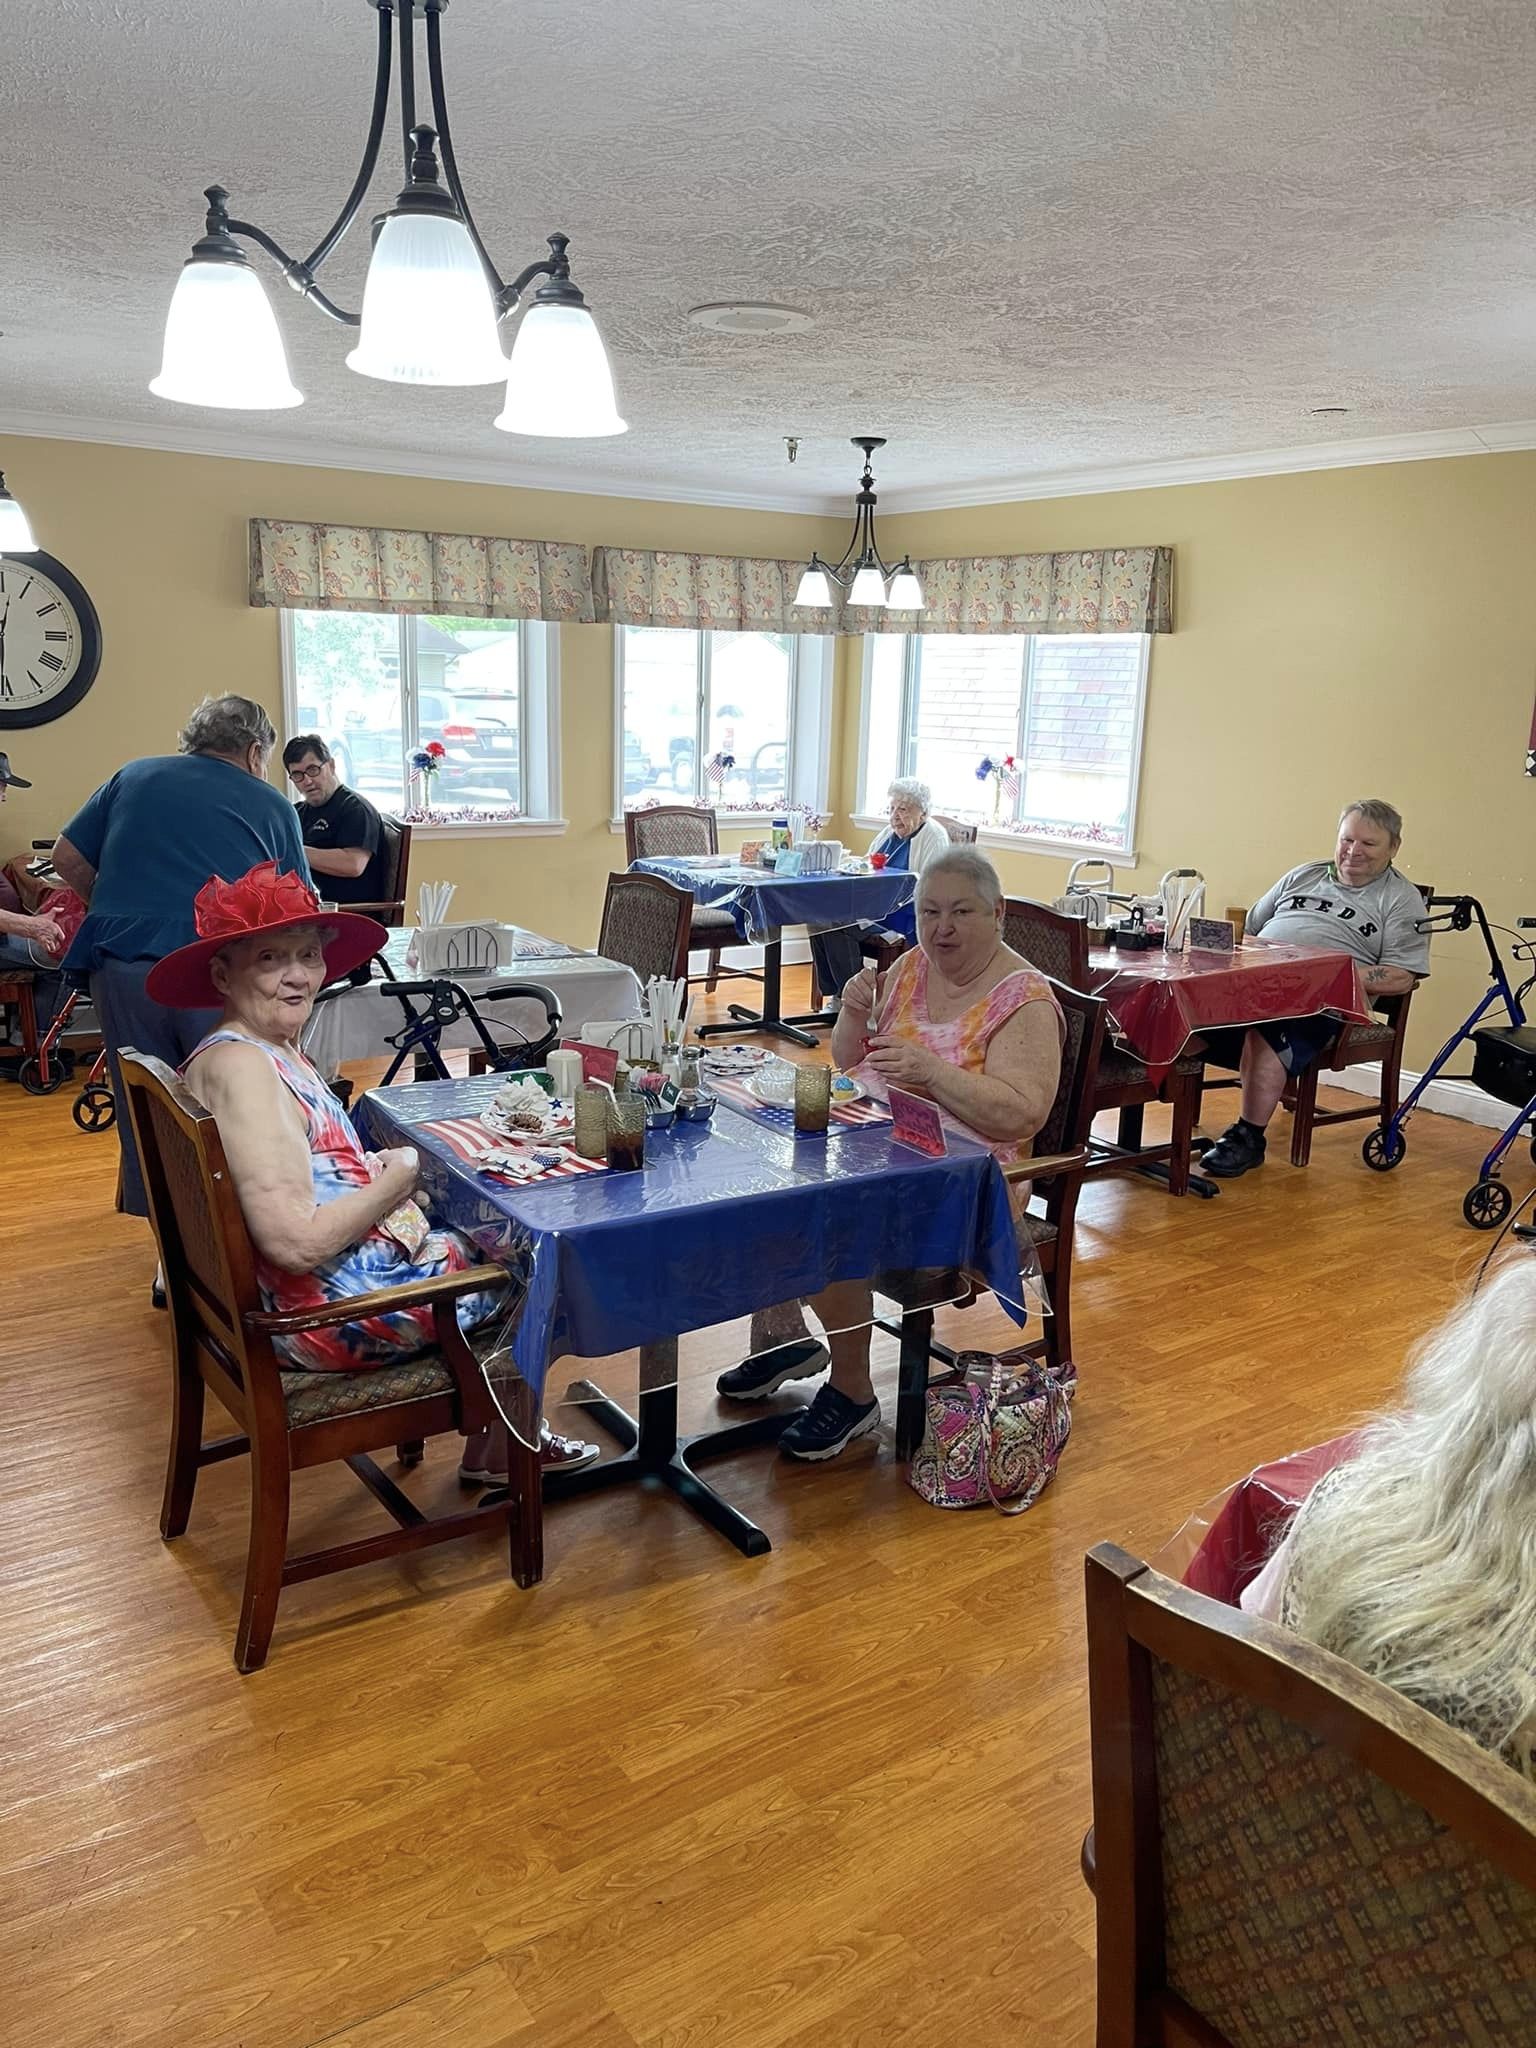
[1243,1256,1536,1779]
[809,775,951,1004]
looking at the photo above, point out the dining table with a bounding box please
[353,1070,1029,1559]
[304,925,643,1076]
[630,856,918,1049]
[1082,938,1373,1196]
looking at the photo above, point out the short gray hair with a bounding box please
[919,845,1004,906]
[179,694,277,761]
[887,776,932,814]
[1340,798,1403,845]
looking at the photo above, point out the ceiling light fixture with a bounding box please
[0,475,36,553]
[794,437,923,612]
[151,0,625,437]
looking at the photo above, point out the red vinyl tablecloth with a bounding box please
[1156,1433,1361,1605]
[1085,940,1371,1067]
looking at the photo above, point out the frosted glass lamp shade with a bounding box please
[150,257,302,409]
[794,564,834,607]
[345,210,508,385]
[0,479,36,552]
[887,565,925,609]
[494,301,627,436]
[848,562,890,606]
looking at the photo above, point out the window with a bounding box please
[860,632,1149,856]
[615,627,832,818]
[281,611,560,823]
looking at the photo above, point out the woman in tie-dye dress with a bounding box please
[146,863,599,1476]
[717,846,1065,1463]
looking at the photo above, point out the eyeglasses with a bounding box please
[289,763,327,782]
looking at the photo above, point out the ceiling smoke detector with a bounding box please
[1310,405,1350,416]
[688,303,815,335]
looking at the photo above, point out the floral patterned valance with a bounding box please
[249,519,595,621]
[591,548,819,634]
[592,542,1172,636]
[849,546,1174,636]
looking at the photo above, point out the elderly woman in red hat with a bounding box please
[146,862,598,1479]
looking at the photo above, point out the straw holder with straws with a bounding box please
[641,976,691,1067]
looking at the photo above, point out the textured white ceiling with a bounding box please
[3,0,1536,509]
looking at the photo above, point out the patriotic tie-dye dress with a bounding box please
[184,1029,505,1373]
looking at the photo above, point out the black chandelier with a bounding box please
[794,437,924,611]
[151,0,624,435]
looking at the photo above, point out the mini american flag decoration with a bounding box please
[999,754,1021,801]
[705,750,735,792]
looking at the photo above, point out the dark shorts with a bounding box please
[1201,1016,1343,1076]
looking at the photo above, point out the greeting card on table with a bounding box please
[1185,916,1236,955]
[888,1087,948,1158]
[574,1040,619,1086]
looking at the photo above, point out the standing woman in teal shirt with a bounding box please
[54,694,312,1230]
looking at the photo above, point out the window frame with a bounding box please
[612,627,833,825]
[279,610,565,836]
[856,630,1149,862]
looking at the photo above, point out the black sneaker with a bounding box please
[716,1338,830,1400]
[1200,1121,1267,1178]
[779,1385,881,1462]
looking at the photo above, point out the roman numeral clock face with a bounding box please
[0,553,103,728]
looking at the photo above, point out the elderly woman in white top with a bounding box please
[809,776,953,1002]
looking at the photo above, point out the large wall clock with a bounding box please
[0,551,103,728]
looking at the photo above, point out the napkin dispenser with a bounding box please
[411,921,520,974]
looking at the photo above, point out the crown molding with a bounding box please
[4,406,1534,520]
[0,409,845,516]
[877,420,1536,513]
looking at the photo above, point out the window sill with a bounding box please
[407,817,568,838]
[852,814,1136,864]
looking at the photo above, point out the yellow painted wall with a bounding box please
[9,434,1534,1075]
[0,436,842,950]
[852,456,1536,1069]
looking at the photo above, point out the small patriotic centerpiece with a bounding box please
[975,753,1019,821]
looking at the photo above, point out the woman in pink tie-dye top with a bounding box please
[720,847,1065,1463]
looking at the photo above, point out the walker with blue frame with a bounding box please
[1363,894,1536,1229]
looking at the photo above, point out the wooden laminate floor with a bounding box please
[0,971,1512,2047]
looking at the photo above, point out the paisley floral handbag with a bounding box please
[907,1353,1072,1514]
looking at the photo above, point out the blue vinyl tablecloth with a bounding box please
[354,1072,1027,1406]
[631,858,916,943]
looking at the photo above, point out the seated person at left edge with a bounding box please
[283,735,388,907]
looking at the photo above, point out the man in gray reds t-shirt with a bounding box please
[1200,799,1430,1180]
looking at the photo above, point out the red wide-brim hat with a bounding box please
[146,861,388,1009]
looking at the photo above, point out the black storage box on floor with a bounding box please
[1470,1025,1536,1109]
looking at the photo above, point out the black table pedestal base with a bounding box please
[693,936,823,1050]
[536,1351,793,1557]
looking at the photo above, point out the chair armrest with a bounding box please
[342,899,405,920]
[245,1263,510,1336]
[1003,1146,1089,1183]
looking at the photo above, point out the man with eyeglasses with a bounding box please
[282,734,387,908]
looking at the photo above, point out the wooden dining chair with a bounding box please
[1004,897,1203,1194]
[1083,1542,1536,2047]
[882,978,1108,1459]
[343,815,412,926]
[597,870,692,987]
[623,804,749,993]
[119,1050,542,1672]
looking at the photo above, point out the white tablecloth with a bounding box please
[304,928,643,1073]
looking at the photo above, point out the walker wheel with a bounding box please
[1463,1178,1513,1230]
[18,1055,65,1096]
[72,1084,116,1132]
[1362,1127,1406,1172]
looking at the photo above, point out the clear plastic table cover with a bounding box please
[353,1073,1042,1432]
[630,858,917,944]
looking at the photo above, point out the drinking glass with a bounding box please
[605,1096,647,1172]
[573,1086,609,1161]
[794,1063,833,1136]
